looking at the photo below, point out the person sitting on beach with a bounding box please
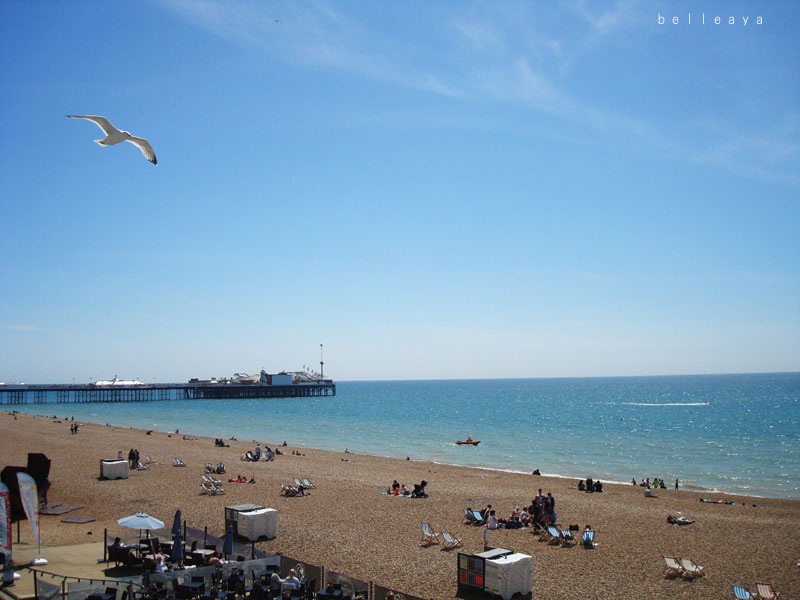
[399,484,409,496]
[486,509,500,530]
[411,480,428,498]
[501,507,523,529]
[519,506,531,526]
[391,480,400,492]
[578,480,586,491]
[481,504,493,521]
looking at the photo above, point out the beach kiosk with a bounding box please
[457,548,531,600]
[236,507,277,541]
[224,504,276,539]
[100,459,129,480]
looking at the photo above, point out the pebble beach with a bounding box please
[2,412,799,600]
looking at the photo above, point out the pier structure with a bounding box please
[0,379,335,405]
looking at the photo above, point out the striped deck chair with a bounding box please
[546,525,562,545]
[581,529,595,548]
[559,528,577,546]
[301,478,316,488]
[755,582,781,599]
[733,586,756,600]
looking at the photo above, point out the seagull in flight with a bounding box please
[67,115,157,165]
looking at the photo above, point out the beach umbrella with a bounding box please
[117,512,165,540]
[171,529,184,564]
[223,525,233,559]
[171,508,182,537]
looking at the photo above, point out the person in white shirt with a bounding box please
[282,568,301,590]
[269,568,283,594]
[486,510,500,530]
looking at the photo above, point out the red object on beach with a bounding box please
[456,439,480,446]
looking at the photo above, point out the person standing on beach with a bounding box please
[675,478,679,490]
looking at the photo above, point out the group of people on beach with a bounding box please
[474,488,559,530]
[633,477,678,490]
[577,477,603,492]
[241,443,277,462]
[127,448,140,468]
[387,479,429,498]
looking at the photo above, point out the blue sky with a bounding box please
[1,0,798,383]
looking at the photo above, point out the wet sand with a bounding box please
[2,412,798,599]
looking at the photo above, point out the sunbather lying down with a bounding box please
[667,514,694,525]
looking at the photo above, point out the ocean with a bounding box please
[11,372,800,500]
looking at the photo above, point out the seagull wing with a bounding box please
[127,136,158,165]
[67,115,121,136]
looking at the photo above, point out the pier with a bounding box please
[0,380,336,405]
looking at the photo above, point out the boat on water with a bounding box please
[456,438,480,446]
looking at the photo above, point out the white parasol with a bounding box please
[117,512,164,541]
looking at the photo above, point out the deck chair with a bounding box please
[464,509,484,525]
[531,522,550,541]
[293,478,306,489]
[663,556,684,578]
[755,583,781,599]
[733,586,756,600]
[144,455,156,464]
[136,461,149,470]
[280,483,300,497]
[582,529,595,548]
[559,529,577,546]
[441,532,462,549]
[210,482,225,495]
[679,557,705,579]
[201,482,215,495]
[546,525,562,545]
[421,522,440,545]
[301,478,315,488]
[173,457,187,467]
